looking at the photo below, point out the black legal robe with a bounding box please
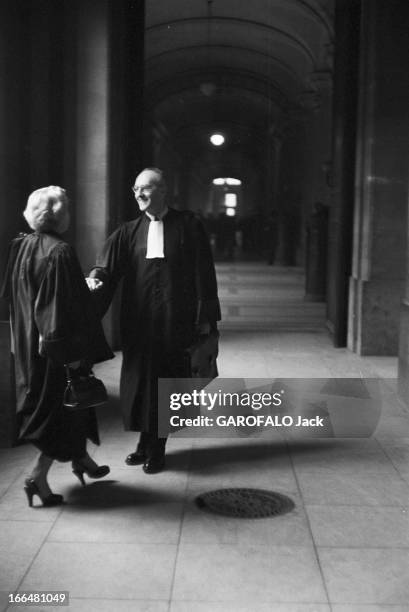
[1,232,113,460]
[90,208,221,432]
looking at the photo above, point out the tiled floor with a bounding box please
[1,330,409,612]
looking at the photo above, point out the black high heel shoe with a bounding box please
[24,478,64,508]
[72,462,110,487]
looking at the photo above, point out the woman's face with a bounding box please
[56,199,70,234]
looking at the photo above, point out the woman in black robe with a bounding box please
[1,186,113,507]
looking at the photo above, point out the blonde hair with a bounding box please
[23,186,69,233]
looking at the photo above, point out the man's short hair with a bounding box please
[23,186,69,233]
[139,167,166,190]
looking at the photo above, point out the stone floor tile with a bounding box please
[296,471,409,506]
[20,542,177,600]
[0,595,7,612]
[47,465,188,506]
[306,505,409,547]
[318,548,409,604]
[0,446,37,468]
[186,469,298,497]
[0,521,51,590]
[0,466,25,490]
[7,599,169,612]
[49,501,183,544]
[180,492,311,546]
[188,445,293,479]
[332,606,409,612]
[362,357,399,379]
[0,482,12,499]
[378,440,409,479]
[172,544,328,603]
[0,476,64,521]
[170,603,330,612]
[374,417,409,439]
[289,439,399,475]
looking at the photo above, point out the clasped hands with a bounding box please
[85,278,103,291]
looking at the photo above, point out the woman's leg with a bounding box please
[73,448,99,471]
[29,453,54,496]
[71,446,110,485]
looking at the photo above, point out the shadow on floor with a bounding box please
[62,481,182,509]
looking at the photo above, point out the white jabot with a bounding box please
[145,208,168,259]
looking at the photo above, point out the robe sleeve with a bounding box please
[191,215,221,325]
[0,234,26,302]
[34,242,113,365]
[88,225,129,317]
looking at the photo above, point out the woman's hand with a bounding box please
[85,278,103,291]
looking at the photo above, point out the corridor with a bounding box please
[1,327,408,611]
[216,262,326,331]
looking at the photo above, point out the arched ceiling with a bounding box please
[144,0,334,172]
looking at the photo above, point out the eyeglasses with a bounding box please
[131,185,155,196]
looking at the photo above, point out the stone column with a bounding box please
[0,1,31,320]
[276,121,305,266]
[300,82,333,299]
[74,0,110,271]
[74,0,145,345]
[0,1,31,446]
[348,0,409,355]
[326,0,360,346]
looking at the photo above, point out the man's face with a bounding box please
[132,170,166,216]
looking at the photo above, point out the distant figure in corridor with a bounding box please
[264,210,279,265]
[216,211,236,260]
[87,168,221,474]
[0,187,113,507]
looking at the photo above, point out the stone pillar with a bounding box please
[276,123,305,266]
[348,0,409,355]
[0,1,31,320]
[297,81,332,276]
[0,2,31,446]
[106,0,145,224]
[74,0,110,271]
[326,0,360,346]
[305,204,330,301]
[74,0,145,267]
[74,0,145,345]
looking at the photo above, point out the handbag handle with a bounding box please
[65,364,72,383]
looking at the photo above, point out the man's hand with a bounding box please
[86,277,103,291]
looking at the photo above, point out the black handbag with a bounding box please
[185,330,219,379]
[63,365,108,411]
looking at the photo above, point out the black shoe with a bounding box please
[24,478,64,508]
[143,455,165,474]
[125,449,146,466]
[72,463,110,487]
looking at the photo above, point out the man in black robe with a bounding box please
[88,167,221,473]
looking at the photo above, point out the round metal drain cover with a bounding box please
[195,488,295,518]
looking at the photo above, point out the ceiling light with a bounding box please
[210,134,225,146]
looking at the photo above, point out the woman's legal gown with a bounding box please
[1,232,113,460]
